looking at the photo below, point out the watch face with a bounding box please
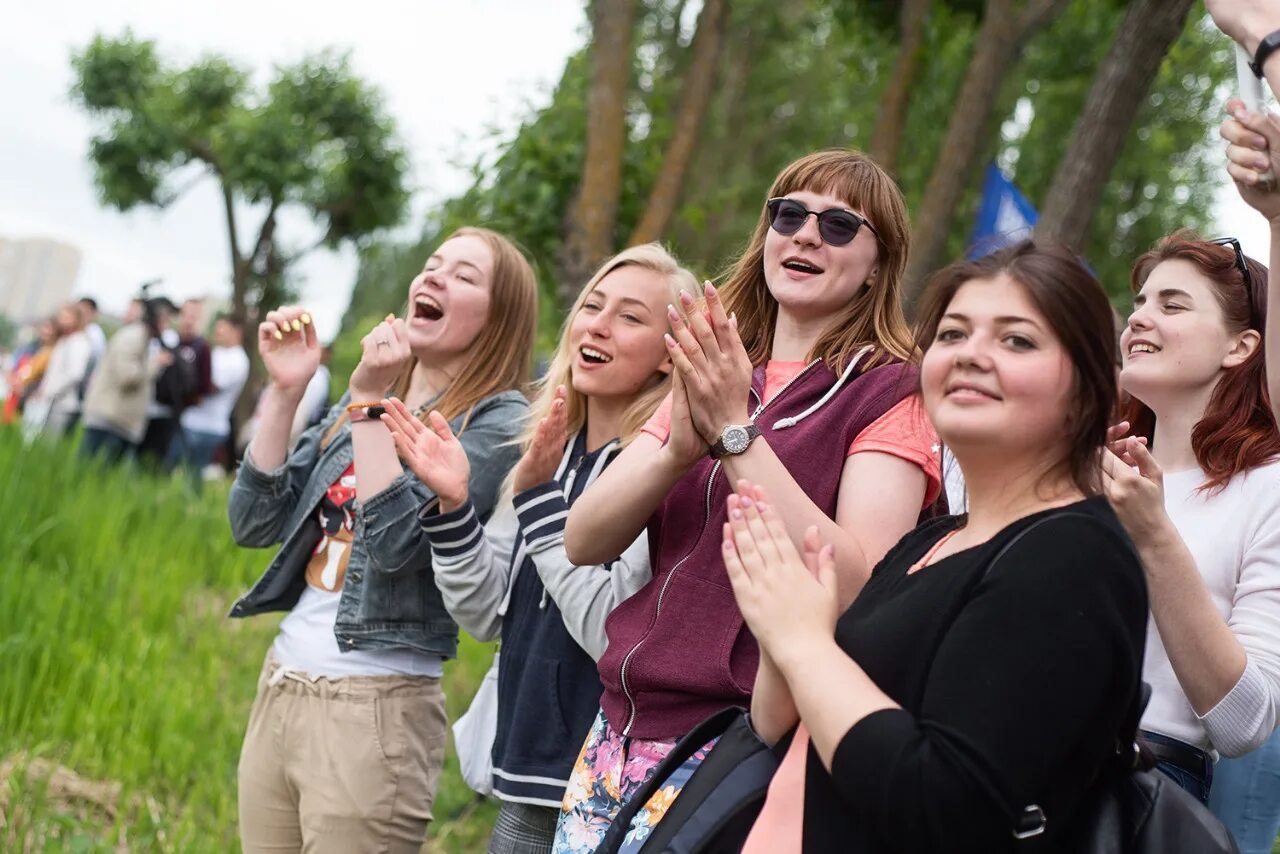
[722,426,750,454]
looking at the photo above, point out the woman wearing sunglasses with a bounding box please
[555,149,943,851]
[1104,234,1280,822]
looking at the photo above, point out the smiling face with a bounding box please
[761,188,880,323]
[1120,259,1255,413]
[921,274,1075,462]
[406,234,495,362]
[567,265,673,400]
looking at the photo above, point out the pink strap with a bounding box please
[741,723,810,854]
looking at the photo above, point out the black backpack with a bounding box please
[597,707,778,854]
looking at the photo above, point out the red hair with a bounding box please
[1122,231,1280,491]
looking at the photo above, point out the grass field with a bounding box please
[0,427,498,852]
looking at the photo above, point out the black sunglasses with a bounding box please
[1209,236,1262,327]
[765,197,880,247]
[1209,237,1252,290]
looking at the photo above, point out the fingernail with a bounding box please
[679,291,695,306]
[704,281,715,295]
[301,313,312,325]
[273,330,283,340]
[292,319,302,332]
[668,305,680,321]
[723,541,733,551]
[664,333,676,347]
[1233,105,1247,120]
[731,509,743,519]
[729,312,737,329]
[757,501,769,513]
[740,496,754,508]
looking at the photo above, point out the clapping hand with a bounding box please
[665,283,754,445]
[513,385,569,494]
[380,397,470,512]
[259,306,319,393]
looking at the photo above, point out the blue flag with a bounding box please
[968,163,1038,259]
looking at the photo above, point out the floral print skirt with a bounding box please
[551,709,718,853]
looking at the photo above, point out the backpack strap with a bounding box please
[597,706,745,854]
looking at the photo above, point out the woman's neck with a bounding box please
[584,395,627,452]
[769,308,827,361]
[954,450,1082,540]
[404,358,458,410]
[1147,389,1212,474]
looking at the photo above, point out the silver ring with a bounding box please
[376,339,391,348]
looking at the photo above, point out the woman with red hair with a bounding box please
[1107,233,1280,813]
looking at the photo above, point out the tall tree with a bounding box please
[1034,0,1197,249]
[868,0,934,174]
[558,0,641,302]
[903,0,1071,303]
[629,0,730,245]
[70,32,409,319]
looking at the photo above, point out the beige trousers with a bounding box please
[238,654,447,854]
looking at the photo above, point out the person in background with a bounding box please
[122,297,145,326]
[167,313,250,486]
[142,298,212,466]
[23,303,92,439]
[78,297,107,363]
[81,297,173,464]
[3,319,56,424]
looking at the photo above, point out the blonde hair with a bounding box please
[518,243,698,454]
[717,149,915,373]
[324,226,538,447]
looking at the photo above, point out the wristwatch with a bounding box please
[710,423,761,459]
[1250,30,1280,78]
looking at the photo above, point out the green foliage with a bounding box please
[70,32,411,315]
[0,427,499,851]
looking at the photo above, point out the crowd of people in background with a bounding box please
[2,293,260,486]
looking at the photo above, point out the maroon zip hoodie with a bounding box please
[598,356,927,740]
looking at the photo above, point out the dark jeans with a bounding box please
[80,427,136,465]
[1143,730,1214,805]
[139,416,177,469]
[165,427,226,490]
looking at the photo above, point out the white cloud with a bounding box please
[0,1,586,341]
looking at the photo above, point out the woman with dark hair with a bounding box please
[721,241,1147,853]
[1104,234,1280,818]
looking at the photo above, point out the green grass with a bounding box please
[0,426,497,852]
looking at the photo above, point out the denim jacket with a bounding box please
[227,388,528,658]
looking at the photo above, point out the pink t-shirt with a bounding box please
[641,360,941,507]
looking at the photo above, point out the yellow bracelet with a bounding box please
[345,401,384,413]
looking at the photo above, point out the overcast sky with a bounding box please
[0,2,1271,343]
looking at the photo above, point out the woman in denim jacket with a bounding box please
[228,226,537,854]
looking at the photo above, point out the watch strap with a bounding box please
[1250,30,1280,78]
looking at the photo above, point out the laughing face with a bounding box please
[762,188,880,322]
[921,274,1075,458]
[406,234,495,362]
[567,265,673,400]
[1120,259,1254,411]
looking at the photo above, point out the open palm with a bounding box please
[380,398,470,510]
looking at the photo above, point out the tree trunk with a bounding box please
[220,180,250,320]
[1034,0,1196,251]
[558,0,640,305]
[868,0,933,175]
[629,0,730,246]
[903,0,1072,305]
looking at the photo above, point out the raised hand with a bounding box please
[721,482,839,662]
[513,385,569,494]
[380,397,470,511]
[1222,98,1280,220]
[664,282,754,443]
[258,306,320,392]
[1205,1,1280,53]
[349,314,412,401]
[1101,438,1168,546]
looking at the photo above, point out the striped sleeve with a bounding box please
[419,499,485,563]
[512,482,571,554]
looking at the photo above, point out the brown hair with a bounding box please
[914,241,1118,496]
[716,149,915,373]
[1121,231,1280,491]
[324,226,538,446]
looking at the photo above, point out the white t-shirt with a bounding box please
[180,345,250,436]
[270,462,443,678]
[1140,461,1280,757]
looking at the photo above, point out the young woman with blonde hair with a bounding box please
[381,243,697,853]
[228,226,538,853]
[555,149,944,851]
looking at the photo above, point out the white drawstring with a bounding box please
[772,346,873,430]
[268,665,320,687]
